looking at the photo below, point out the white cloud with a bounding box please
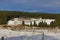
[1,0,60,8]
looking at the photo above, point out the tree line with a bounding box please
[0,11,60,28]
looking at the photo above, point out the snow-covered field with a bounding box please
[0,29,60,40]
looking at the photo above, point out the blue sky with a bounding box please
[0,0,60,13]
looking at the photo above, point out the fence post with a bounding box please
[1,36,4,40]
[42,32,44,40]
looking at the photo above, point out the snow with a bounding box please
[43,19,55,25]
[0,29,60,40]
[7,20,15,26]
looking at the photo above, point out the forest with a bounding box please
[0,11,60,28]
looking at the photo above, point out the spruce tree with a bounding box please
[22,21,25,25]
[34,21,37,27]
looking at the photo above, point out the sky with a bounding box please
[0,0,60,13]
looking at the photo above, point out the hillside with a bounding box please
[0,11,60,28]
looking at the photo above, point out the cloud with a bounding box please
[1,0,60,7]
[0,0,60,13]
[11,0,60,6]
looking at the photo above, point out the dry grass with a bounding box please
[0,25,60,32]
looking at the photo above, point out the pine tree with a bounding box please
[22,21,25,25]
[39,22,47,27]
[34,21,37,27]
